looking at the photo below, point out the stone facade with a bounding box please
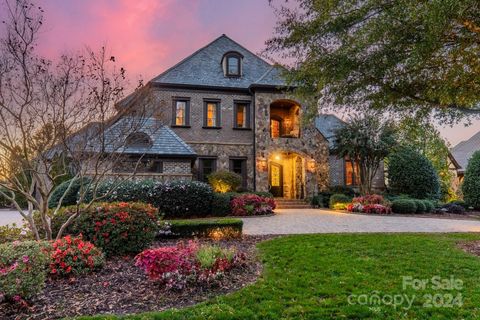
[254,91,330,198]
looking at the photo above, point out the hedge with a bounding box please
[48,177,91,208]
[413,199,426,214]
[158,218,243,239]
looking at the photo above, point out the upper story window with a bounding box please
[172,98,190,127]
[125,132,152,148]
[204,100,221,128]
[222,51,243,77]
[234,101,250,129]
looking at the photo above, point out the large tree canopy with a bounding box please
[267,0,480,122]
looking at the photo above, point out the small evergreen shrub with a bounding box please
[211,193,233,216]
[463,151,480,209]
[231,194,276,216]
[391,199,417,214]
[387,147,441,200]
[329,194,352,210]
[49,235,105,276]
[0,241,49,300]
[448,200,468,210]
[54,202,159,256]
[158,218,243,239]
[310,195,323,208]
[248,191,274,198]
[442,203,466,214]
[413,199,426,213]
[423,200,434,213]
[48,177,91,208]
[207,170,242,193]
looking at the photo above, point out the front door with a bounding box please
[269,162,283,197]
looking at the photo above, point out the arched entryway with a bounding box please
[268,151,306,199]
[269,99,301,138]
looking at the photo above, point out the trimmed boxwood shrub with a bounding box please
[0,241,49,300]
[442,203,466,214]
[463,151,480,209]
[423,200,434,213]
[392,199,417,214]
[329,193,352,210]
[448,200,468,210]
[48,177,91,209]
[207,170,242,193]
[413,199,426,213]
[53,202,159,256]
[387,147,441,200]
[211,193,233,216]
[158,218,243,239]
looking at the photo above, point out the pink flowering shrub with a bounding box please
[347,194,391,214]
[231,194,276,216]
[0,241,49,301]
[49,235,105,277]
[135,241,245,290]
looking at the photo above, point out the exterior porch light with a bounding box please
[307,159,316,173]
[274,154,281,161]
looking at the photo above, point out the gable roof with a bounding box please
[451,131,480,173]
[315,114,345,148]
[93,117,196,157]
[151,34,287,89]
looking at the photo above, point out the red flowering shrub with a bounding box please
[135,241,245,290]
[347,194,391,214]
[58,202,160,256]
[49,235,104,276]
[231,194,276,216]
[352,194,385,205]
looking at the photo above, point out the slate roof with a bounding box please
[93,117,196,157]
[315,114,345,148]
[151,34,287,89]
[451,131,480,173]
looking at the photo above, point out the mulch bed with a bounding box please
[1,235,276,320]
[458,240,480,257]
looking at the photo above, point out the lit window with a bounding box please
[345,158,360,186]
[172,99,190,126]
[204,101,220,128]
[234,102,250,128]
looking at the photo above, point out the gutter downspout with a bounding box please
[249,86,256,191]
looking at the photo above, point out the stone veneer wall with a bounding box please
[254,91,330,197]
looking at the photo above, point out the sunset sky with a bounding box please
[10,0,480,146]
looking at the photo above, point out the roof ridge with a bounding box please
[452,130,480,150]
[255,66,276,84]
[219,34,273,67]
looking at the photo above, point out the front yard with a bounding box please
[80,233,480,319]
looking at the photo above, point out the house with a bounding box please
[109,34,385,198]
[451,131,480,180]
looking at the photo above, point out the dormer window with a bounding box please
[125,132,152,148]
[222,51,243,77]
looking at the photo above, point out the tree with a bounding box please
[462,151,480,209]
[332,114,397,195]
[387,147,441,199]
[396,117,454,200]
[267,0,480,122]
[0,0,155,240]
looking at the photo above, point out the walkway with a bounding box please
[242,209,480,235]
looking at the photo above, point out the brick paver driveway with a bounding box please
[242,209,480,235]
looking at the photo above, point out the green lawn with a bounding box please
[80,233,480,319]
